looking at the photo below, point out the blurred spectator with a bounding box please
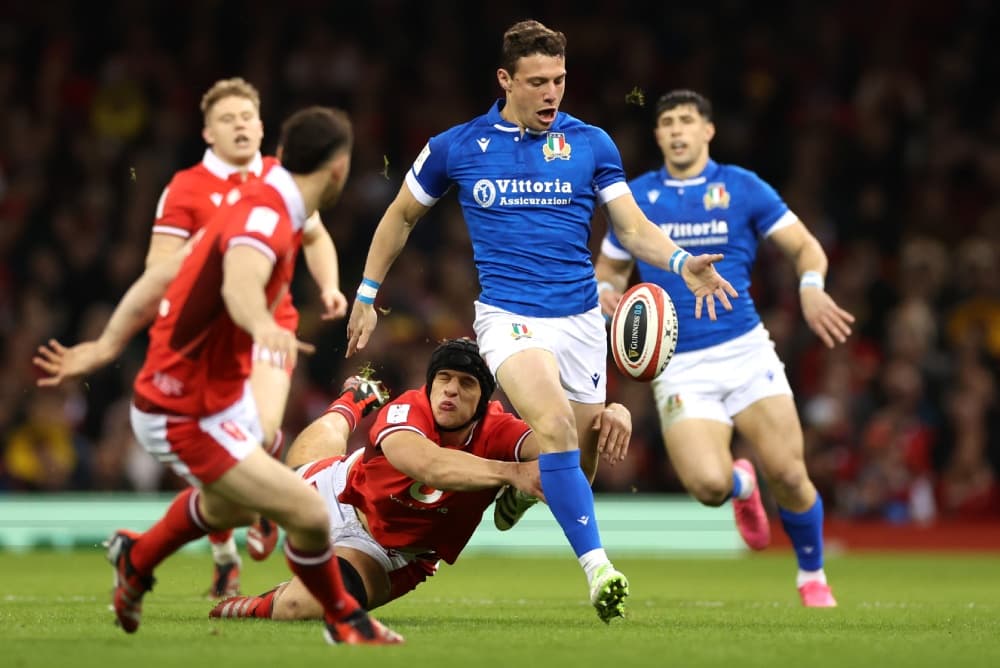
[1,1,998,524]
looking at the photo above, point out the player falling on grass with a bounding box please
[210,338,634,620]
[148,78,348,596]
[41,107,401,644]
[345,19,738,624]
[595,90,855,607]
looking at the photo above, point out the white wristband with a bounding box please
[597,281,615,295]
[800,271,825,291]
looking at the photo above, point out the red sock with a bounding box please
[252,588,279,618]
[388,559,439,602]
[324,398,361,432]
[131,488,214,574]
[208,530,233,545]
[215,589,278,618]
[284,540,359,623]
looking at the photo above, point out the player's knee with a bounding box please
[284,497,330,539]
[766,465,810,500]
[688,475,731,506]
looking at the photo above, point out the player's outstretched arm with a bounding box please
[768,221,855,348]
[604,194,737,320]
[33,251,186,387]
[346,185,431,357]
[301,213,348,320]
[381,431,544,500]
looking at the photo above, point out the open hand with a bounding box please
[681,253,739,320]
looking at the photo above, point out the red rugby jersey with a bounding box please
[338,390,532,564]
[134,166,308,416]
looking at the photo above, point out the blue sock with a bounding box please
[729,469,744,501]
[538,450,602,557]
[778,495,825,571]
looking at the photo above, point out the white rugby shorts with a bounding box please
[652,324,793,428]
[129,382,264,487]
[473,301,607,404]
[296,449,413,573]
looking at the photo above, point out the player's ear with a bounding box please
[202,125,214,146]
[497,68,512,92]
[704,121,716,143]
[329,152,350,185]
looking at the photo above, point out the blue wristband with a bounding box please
[669,249,690,274]
[357,277,380,304]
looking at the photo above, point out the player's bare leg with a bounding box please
[662,417,771,546]
[735,395,836,607]
[243,360,292,560]
[285,371,389,468]
[497,349,628,623]
[497,400,606,532]
[207,449,403,643]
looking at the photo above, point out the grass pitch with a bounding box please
[1,549,997,668]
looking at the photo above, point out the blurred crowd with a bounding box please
[1,1,998,523]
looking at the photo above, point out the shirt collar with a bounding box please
[263,165,307,231]
[487,99,560,136]
[660,159,719,187]
[202,149,264,180]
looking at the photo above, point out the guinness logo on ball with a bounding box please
[627,302,646,361]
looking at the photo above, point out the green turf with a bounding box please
[1,550,997,667]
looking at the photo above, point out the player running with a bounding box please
[596,90,854,607]
[150,78,349,594]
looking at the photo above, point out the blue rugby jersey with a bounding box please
[602,159,796,353]
[406,100,630,317]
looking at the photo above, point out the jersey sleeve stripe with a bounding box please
[762,210,798,237]
[600,236,633,260]
[228,236,277,264]
[513,429,532,462]
[596,181,631,205]
[151,225,192,239]
[404,170,441,206]
[374,424,427,447]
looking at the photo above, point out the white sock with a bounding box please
[796,568,827,588]
[211,536,240,566]
[733,465,754,501]
[579,548,610,583]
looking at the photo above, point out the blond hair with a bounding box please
[200,77,260,119]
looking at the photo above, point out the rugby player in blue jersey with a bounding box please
[346,22,737,623]
[596,90,854,607]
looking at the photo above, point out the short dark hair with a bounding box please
[500,20,566,74]
[655,90,713,122]
[278,106,353,174]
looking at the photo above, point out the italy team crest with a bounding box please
[703,183,730,210]
[510,323,533,339]
[542,133,572,161]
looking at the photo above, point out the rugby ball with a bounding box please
[610,282,678,382]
